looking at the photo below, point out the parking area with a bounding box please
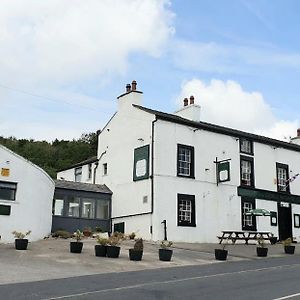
[0,238,297,285]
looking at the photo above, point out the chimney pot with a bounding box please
[132,80,137,91]
[183,98,188,106]
[190,95,194,105]
[126,84,131,93]
[297,128,300,137]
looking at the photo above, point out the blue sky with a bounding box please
[0,0,299,141]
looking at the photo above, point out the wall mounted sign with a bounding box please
[1,168,10,177]
[133,145,150,181]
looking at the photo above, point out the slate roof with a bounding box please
[57,156,98,172]
[134,104,300,153]
[55,180,112,194]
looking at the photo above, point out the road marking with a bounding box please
[273,292,300,300]
[42,263,300,300]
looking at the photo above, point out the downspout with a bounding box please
[151,117,157,214]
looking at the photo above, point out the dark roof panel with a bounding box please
[57,156,98,172]
[55,180,112,194]
[133,104,300,152]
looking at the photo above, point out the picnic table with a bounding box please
[218,230,272,245]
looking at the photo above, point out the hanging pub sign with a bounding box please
[133,144,150,181]
[214,158,231,185]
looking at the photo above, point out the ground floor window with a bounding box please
[241,197,256,231]
[177,194,196,227]
[0,181,17,201]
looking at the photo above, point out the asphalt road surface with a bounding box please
[2,256,300,300]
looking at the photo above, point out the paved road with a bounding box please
[2,256,300,300]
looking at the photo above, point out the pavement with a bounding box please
[0,237,297,285]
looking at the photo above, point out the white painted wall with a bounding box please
[0,145,55,243]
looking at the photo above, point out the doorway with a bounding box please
[277,202,292,241]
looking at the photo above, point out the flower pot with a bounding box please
[215,249,228,261]
[95,245,107,257]
[15,239,28,250]
[270,237,278,245]
[129,249,143,261]
[106,246,120,258]
[284,245,295,254]
[159,248,173,261]
[256,247,268,257]
[83,231,92,237]
[70,242,83,253]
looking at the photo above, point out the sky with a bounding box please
[0,0,300,142]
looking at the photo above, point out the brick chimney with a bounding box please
[117,80,143,111]
[290,128,300,146]
[174,95,201,122]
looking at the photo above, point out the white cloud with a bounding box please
[178,79,299,141]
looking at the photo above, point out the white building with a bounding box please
[0,145,55,242]
[58,81,300,243]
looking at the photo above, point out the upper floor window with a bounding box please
[74,167,82,182]
[103,163,108,175]
[240,138,253,155]
[177,144,194,178]
[276,163,289,193]
[88,163,92,179]
[0,181,17,201]
[240,156,254,187]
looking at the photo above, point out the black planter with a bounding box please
[15,239,28,250]
[106,246,120,258]
[270,237,278,245]
[129,249,143,261]
[215,249,228,261]
[159,249,173,261]
[70,242,83,253]
[95,245,107,257]
[284,245,295,254]
[256,247,268,257]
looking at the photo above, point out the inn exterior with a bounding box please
[57,81,300,243]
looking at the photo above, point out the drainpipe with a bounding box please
[151,117,157,214]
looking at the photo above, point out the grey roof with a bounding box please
[55,180,112,194]
[134,105,300,153]
[57,156,98,172]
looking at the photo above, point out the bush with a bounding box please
[52,230,72,239]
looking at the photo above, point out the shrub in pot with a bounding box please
[12,230,31,250]
[159,240,173,261]
[70,230,84,253]
[95,237,109,257]
[283,237,295,254]
[128,232,136,240]
[269,234,278,245]
[83,227,92,237]
[106,235,122,258]
[129,238,143,261]
[256,235,268,257]
[215,238,228,261]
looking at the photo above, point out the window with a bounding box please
[177,194,196,227]
[103,163,108,175]
[66,196,80,217]
[88,163,92,179]
[81,198,95,219]
[276,163,289,193]
[294,214,300,228]
[240,156,254,187]
[96,200,109,219]
[241,197,256,231]
[74,167,82,182]
[53,198,64,216]
[240,138,253,155]
[0,181,17,201]
[177,144,194,178]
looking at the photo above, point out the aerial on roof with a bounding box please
[55,180,112,194]
[133,105,300,153]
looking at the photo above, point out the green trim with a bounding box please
[238,186,300,204]
[133,145,150,181]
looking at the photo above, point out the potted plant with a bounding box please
[269,233,278,245]
[70,229,84,253]
[12,230,31,250]
[283,237,295,254]
[106,236,121,258]
[129,238,143,261]
[159,240,173,261]
[83,227,92,237]
[128,232,136,240]
[215,239,228,261]
[256,235,268,257]
[95,237,109,257]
